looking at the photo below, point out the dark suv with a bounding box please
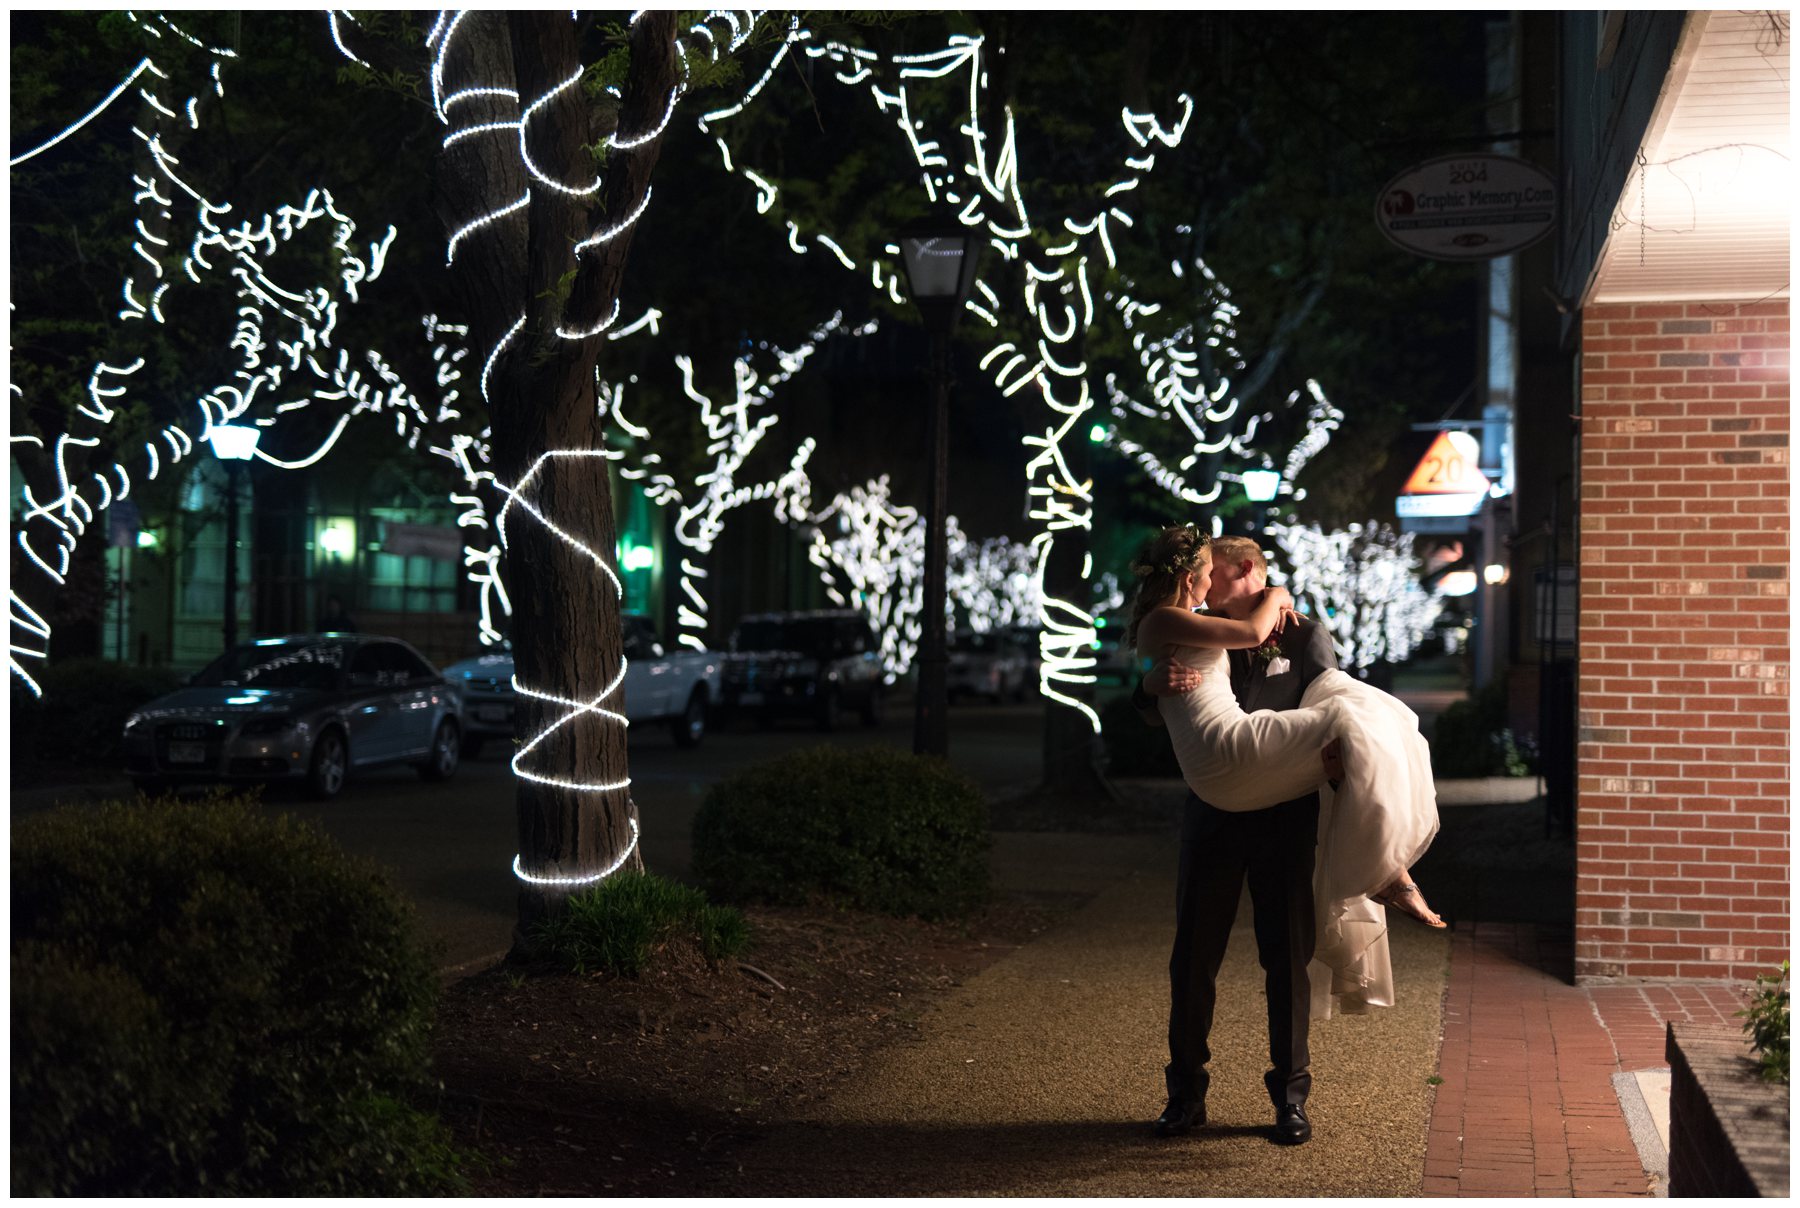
[721,610,885,730]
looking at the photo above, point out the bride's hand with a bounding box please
[1265,585,1294,611]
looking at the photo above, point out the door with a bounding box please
[343,643,401,764]
[377,641,440,759]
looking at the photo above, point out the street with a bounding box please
[14,673,1471,974]
[15,695,1058,971]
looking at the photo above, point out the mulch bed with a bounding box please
[431,893,1078,1196]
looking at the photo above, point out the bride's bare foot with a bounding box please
[1372,877,1447,928]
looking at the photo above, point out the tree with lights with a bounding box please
[344,11,771,939]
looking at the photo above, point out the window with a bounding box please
[365,508,461,615]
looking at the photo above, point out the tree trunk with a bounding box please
[432,11,682,949]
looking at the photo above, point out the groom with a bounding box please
[1133,535,1339,1146]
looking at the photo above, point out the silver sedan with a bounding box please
[121,634,464,800]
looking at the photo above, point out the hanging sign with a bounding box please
[1376,153,1557,261]
[381,522,465,561]
[1396,431,1489,530]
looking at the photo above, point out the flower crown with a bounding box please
[1132,526,1209,578]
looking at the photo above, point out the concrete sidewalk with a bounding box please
[734,777,1704,1197]
[732,831,1454,1196]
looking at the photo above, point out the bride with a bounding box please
[1129,524,1443,1008]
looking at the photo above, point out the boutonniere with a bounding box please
[1254,634,1289,675]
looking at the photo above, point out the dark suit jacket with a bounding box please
[1181,618,1339,842]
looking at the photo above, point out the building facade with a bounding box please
[1555,10,1790,982]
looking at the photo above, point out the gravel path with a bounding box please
[732,840,1452,1196]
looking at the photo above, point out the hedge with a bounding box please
[691,744,990,920]
[12,793,470,1195]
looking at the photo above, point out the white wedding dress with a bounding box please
[1157,646,1440,1016]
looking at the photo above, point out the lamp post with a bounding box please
[208,423,261,651]
[896,223,980,758]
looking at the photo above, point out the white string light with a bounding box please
[10,22,411,693]
[704,32,1203,729]
[512,815,640,886]
[1267,520,1446,671]
[10,58,155,167]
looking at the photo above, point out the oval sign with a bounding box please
[1375,153,1557,261]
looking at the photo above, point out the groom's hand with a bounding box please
[1147,660,1204,697]
[1134,659,1205,727]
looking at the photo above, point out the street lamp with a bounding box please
[896,222,980,758]
[208,423,261,651]
[1241,468,1281,503]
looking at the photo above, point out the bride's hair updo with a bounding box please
[1127,523,1211,648]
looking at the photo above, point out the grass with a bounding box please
[531,871,749,977]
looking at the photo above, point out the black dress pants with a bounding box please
[1165,793,1320,1109]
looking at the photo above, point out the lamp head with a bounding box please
[897,221,981,333]
[1241,469,1281,503]
[208,423,262,461]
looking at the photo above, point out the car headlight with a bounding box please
[239,716,296,737]
[123,712,145,733]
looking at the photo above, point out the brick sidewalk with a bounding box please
[1424,921,1745,1197]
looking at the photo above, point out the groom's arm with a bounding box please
[1131,674,1164,727]
[1132,659,1204,726]
[1296,620,1339,688]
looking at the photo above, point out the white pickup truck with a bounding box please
[442,613,723,757]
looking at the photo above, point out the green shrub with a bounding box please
[1430,671,1536,778]
[11,793,470,1196]
[1099,692,1183,778]
[11,658,185,781]
[531,870,749,976]
[1739,962,1790,1084]
[692,744,991,920]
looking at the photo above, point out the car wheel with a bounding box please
[816,686,841,732]
[419,719,460,781]
[306,728,349,801]
[460,734,484,760]
[860,687,884,727]
[672,688,708,749]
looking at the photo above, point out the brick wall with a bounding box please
[1574,300,1790,983]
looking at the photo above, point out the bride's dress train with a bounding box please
[1157,647,1439,1015]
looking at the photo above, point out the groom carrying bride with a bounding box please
[1132,528,1444,1148]
[1132,535,1335,1146]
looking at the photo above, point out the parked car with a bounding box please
[440,614,722,757]
[947,629,1031,703]
[121,633,464,801]
[720,610,885,730]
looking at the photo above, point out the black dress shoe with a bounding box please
[1154,1097,1206,1137]
[1273,1102,1311,1145]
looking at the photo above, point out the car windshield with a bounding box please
[192,641,347,691]
[735,618,835,655]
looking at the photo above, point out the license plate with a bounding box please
[475,705,511,723]
[167,742,207,764]
[738,691,763,706]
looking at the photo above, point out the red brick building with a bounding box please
[1556,12,1789,983]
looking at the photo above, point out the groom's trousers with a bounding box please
[1166,791,1320,1109]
